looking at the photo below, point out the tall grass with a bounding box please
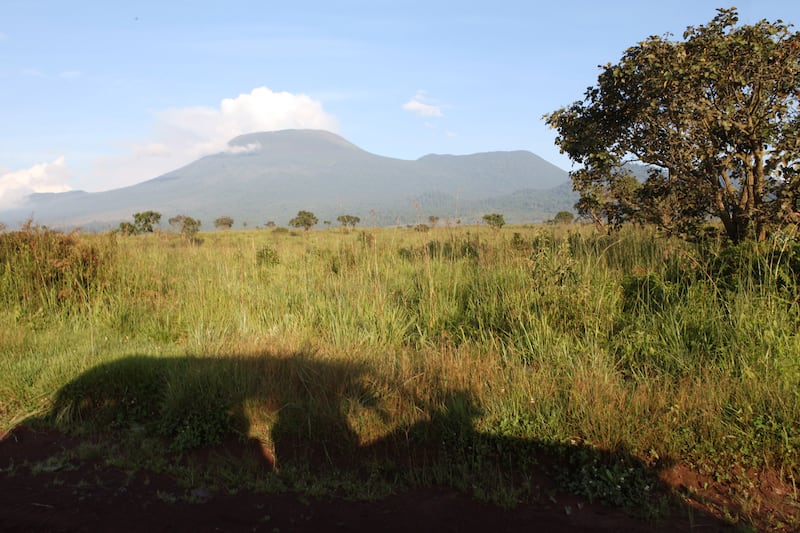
[1,222,799,517]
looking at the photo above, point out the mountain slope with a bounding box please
[1,130,575,230]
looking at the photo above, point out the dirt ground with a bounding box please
[0,426,751,533]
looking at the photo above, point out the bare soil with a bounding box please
[0,426,759,532]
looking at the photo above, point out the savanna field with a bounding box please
[2,222,799,530]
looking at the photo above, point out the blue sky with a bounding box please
[1,0,798,206]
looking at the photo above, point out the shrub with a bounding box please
[256,245,280,267]
[214,216,234,230]
[483,213,505,230]
[0,221,116,311]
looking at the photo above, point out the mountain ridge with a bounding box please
[1,129,577,230]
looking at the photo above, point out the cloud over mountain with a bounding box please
[0,157,72,209]
[90,87,339,191]
[0,129,576,230]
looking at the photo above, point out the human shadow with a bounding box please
[8,351,735,530]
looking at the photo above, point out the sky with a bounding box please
[2,0,799,208]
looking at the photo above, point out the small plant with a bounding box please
[510,232,529,251]
[256,245,280,267]
[554,447,664,515]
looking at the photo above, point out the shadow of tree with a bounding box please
[18,351,734,530]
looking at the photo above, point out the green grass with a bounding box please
[1,222,799,526]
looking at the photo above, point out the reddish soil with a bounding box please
[0,426,748,533]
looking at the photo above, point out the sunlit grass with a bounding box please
[1,221,799,522]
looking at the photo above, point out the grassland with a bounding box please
[1,221,799,528]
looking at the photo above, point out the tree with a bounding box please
[133,211,161,233]
[482,213,505,230]
[169,214,201,241]
[428,215,440,227]
[545,9,800,242]
[289,210,318,231]
[118,221,137,236]
[214,216,234,230]
[179,216,201,241]
[336,214,360,228]
[553,211,575,225]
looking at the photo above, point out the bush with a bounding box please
[708,238,800,294]
[256,245,280,267]
[0,221,116,311]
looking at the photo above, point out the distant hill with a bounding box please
[0,130,577,230]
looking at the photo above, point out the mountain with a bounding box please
[0,130,576,230]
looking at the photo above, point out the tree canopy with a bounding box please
[289,210,319,231]
[482,213,505,230]
[336,214,360,228]
[119,211,161,235]
[553,211,574,225]
[169,214,201,241]
[214,216,234,230]
[545,9,800,242]
[132,211,161,234]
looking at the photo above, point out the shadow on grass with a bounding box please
[8,351,733,529]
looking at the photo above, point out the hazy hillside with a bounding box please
[1,130,576,230]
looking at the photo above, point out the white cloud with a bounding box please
[403,90,444,117]
[91,87,338,190]
[20,68,45,78]
[225,142,262,155]
[0,157,73,209]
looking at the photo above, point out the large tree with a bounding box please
[133,211,162,234]
[482,213,505,230]
[214,216,234,230]
[289,210,318,231]
[336,214,360,228]
[545,9,800,242]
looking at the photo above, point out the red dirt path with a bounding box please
[0,427,743,532]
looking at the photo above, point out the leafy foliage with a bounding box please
[169,214,202,242]
[0,221,116,311]
[133,211,162,234]
[256,245,280,267]
[546,9,800,242]
[482,213,505,230]
[118,221,137,236]
[289,210,318,231]
[336,214,361,228]
[214,216,234,230]
[553,211,574,225]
